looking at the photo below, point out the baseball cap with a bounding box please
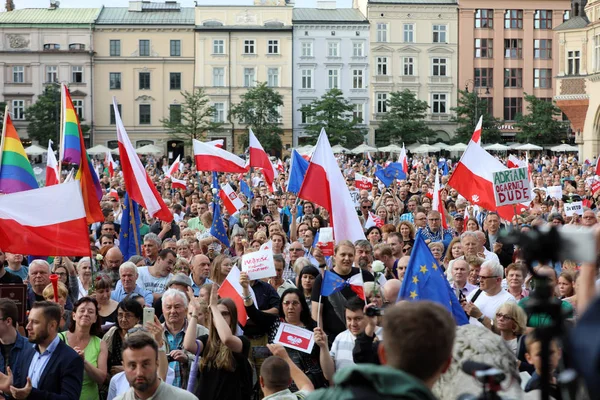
[166,273,192,289]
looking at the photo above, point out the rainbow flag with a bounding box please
[0,106,39,194]
[60,84,103,223]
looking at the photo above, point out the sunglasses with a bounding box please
[402,247,412,253]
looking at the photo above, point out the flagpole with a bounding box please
[128,195,141,256]
[57,83,65,179]
[0,105,8,170]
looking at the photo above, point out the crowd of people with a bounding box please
[0,149,598,400]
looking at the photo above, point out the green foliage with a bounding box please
[513,94,568,145]
[375,89,435,146]
[160,88,222,145]
[0,102,6,130]
[450,89,502,144]
[26,83,62,144]
[230,82,284,153]
[299,88,366,147]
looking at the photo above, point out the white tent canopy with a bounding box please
[331,144,350,154]
[24,144,46,156]
[514,143,543,151]
[351,144,378,154]
[549,144,578,152]
[87,144,112,155]
[411,144,441,153]
[435,143,451,150]
[135,144,163,155]
[484,143,511,151]
[447,143,468,151]
[378,144,403,153]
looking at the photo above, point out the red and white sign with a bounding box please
[354,173,373,190]
[241,248,276,280]
[219,183,244,215]
[592,181,600,196]
[274,323,315,354]
[316,227,334,256]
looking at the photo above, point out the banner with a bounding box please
[492,167,531,207]
[241,248,275,280]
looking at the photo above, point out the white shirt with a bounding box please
[108,369,175,400]
[466,288,516,327]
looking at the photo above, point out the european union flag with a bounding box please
[119,193,142,261]
[240,180,253,200]
[320,270,348,296]
[287,149,309,194]
[212,171,219,190]
[397,235,469,325]
[210,200,230,248]
[438,160,449,176]
[375,162,407,187]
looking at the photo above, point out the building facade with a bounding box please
[0,6,100,143]
[354,0,459,145]
[458,0,571,139]
[292,3,369,147]
[194,0,294,154]
[93,1,195,161]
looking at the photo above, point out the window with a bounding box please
[110,104,121,125]
[301,108,313,124]
[69,43,85,51]
[43,43,60,50]
[376,93,387,113]
[534,39,552,59]
[504,68,523,88]
[110,40,121,56]
[353,103,364,122]
[563,10,571,22]
[139,104,151,124]
[267,68,279,87]
[170,73,181,90]
[213,40,225,54]
[475,39,493,58]
[377,57,388,75]
[475,9,493,28]
[72,66,83,83]
[534,69,552,88]
[403,24,415,43]
[170,40,181,57]
[474,68,493,88]
[403,57,414,75]
[568,51,581,75]
[504,39,523,59]
[267,40,279,54]
[110,73,121,90]
[46,66,58,83]
[301,42,313,57]
[432,58,447,76]
[595,35,600,72]
[504,97,522,121]
[328,42,339,57]
[244,68,255,87]
[213,68,224,87]
[12,100,24,120]
[301,69,313,89]
[72,99,84,120]
[139,72,150,90]
[244,40,255,54]
[139,40,150,57]
[433,25,447,43]
[213,103,225,123]
[352,69,364,89]
[376,23,388,42]
[353,42,364,57]
[12,66,24,83]
[328,69,339,89]
[534,10,552,29]
[504,10,523,29]
[170,104,182,124]
[432,93,447,114]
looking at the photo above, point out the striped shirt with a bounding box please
[330,327,383,373]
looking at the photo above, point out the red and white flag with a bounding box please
[0,181,90,256]
[206,139,224,148]
[217,266,257,326]
[276,159,285,174]
[431,168,448,229]
[463,207,470,231]
[45,140,59,187]
[193,139,247,173]
[398,144,408,174]
[298,128,365,243]
[594,157,600,177]
[364,212,384,229]
[249,129,278,192]
[219,183,244,215]
[354,173,373,190]
[105,150,117,178]
[471,116,483,145]
[170,177,187,190]
[507,154,525,169]
[112,98,173,222]
[108,189,119,202]
[166,155,180,178]
[348,273,365,300]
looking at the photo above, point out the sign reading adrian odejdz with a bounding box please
[493,167,531,207]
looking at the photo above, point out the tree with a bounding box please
[0,101,5,130]
[513,94,568,145]
[451,89,502,143]
[160,88,222,145]
[230,82,283,153]
[299,88,366,147]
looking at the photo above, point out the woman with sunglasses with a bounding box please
[493,302,527,355]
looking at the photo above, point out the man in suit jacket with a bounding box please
[0,301,83,400]
[484,212,514,268]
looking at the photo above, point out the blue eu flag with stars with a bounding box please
[397,235,469,325]
[320,270,348,296]
[375,162,407,187]
[119,193,142,261]
[210,172,230,248]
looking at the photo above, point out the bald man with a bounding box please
[383,279,402,305]
[190,254,213,296]
[104,247,124,288]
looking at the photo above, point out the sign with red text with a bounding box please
[592,181,600,195]
[241,248,275,280]
[354,173,373,190]
[274,323,315,354]
[492,167,531,207]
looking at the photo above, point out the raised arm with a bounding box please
[313,327,335,382]
[267,344,314,393]
[183,298,204,355]
[209,285,244,353]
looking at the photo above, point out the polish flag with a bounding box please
[108,189,119,201]
[463,208,470,231]
[171,177,187,190]
[219,183,244,215]
[249,129,278,192]
[348,273,365,300]
[354,173,373,190]
[45,140,59,187]
[217,266,257,326]
[398,144,409,174]
[0,181,90,256]
[276,159,285,174]
[166,155,180,178]
[432,168,448,229]
[206,139,224,148]
[112,98,173,222]
[298,128,365,243]
[507,155,525,169]
[595,158,600,177]
[471,116,483,145]
[193,139,247,173]
[364,212,384,229]
[105,151,117,178]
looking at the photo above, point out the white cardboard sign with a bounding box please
[546,186,562,200]
[493,167,531,207]
[564,201,583,217]
[241,249,276,280]
[274,323,315,354]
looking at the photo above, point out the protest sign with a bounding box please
[493,167,531,207]
[592,181,600,196]
[354,173,373,190]
[564,201,583,216]
[316,227,334,256]
[241,249,275,280]
[546,186,563,200]
[274,323,315,354]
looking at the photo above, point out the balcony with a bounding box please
[429,76,452,85]
[374,75,391,83]
[428,114,450,121]
[400,76,418,83]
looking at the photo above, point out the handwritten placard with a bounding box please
[274,323,315,354]
[493,167,531,207]
[241,248,276,280]
[564,201,583,217]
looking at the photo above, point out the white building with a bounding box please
[292,2,369,146]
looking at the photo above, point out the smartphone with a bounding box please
[143,307,155,326]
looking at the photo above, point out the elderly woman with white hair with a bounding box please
[77,257,94,299]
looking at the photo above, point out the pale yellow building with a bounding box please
[194,0,293,154]
[93,1,195,161]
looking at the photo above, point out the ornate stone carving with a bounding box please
[236,10,257,24]
[135,95,155,101]
[7,34,29,49]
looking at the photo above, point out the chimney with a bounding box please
[129,1,143,12]
[316,0,336,9]
[49,0,59,9]
[5,0,14,11]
